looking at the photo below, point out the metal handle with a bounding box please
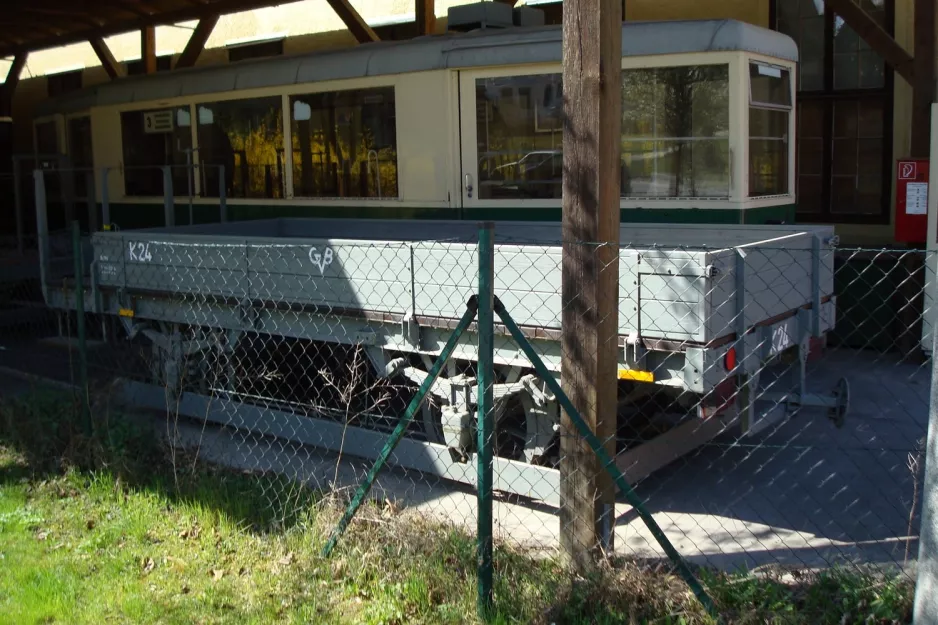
[465,173,474,199]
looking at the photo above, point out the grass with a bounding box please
[0,387,918,624]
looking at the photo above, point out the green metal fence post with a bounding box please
[71,221,92,436]
[493,299,718,618]
[476,222,495,615]
[322,301,479,558]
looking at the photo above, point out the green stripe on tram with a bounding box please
[101,202,797,229]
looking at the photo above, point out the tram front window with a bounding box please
[620,65,730,199]
[474,65,730,200]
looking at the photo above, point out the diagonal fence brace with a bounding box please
[492,297,718,617]
[321,298,479,557]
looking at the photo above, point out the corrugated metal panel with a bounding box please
[36,19,798,116]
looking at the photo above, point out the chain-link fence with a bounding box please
[1,176,932,619]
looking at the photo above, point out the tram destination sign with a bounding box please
[143,110,174,134]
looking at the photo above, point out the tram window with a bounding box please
[120,108,192,197]
[621,65,730,199]
[197,97,284,200]
[749,63,792,197]
[290,87,398,199]
[68,117,93,198]
[475,74,563,200]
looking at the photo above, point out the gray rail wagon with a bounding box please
[38,217,846,504]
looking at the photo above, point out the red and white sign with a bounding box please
[899,161,918,180]
[896,158,929,243]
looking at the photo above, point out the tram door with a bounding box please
[457,68,564,214]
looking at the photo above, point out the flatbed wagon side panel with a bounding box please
[411,242,478,322]
[492,244,563,330]
[95,233,250,301]
[244,238,413,316]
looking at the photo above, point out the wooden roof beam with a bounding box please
[0,0,295,58]
[175,15,219,69]
[416,0,436,35]
[90,37,126,80]
[822,0,914,84]
[4,53,28,95]
[324,0,379,44]
[1,53,28,117]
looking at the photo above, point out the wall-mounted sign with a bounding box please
[143,110,174,134]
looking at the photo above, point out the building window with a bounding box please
[47,70,82,98]
[749,63,792,197]
[125,55,173,76]
[775,0,892,223]
[197,97,284,199]
[228,39,284,63]
[120,108,193,197]
[291,87,398,198]
[621,65,730,199]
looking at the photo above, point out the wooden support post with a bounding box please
[416,0,436,36]
[89,38,126,80]
[560,0,622,570]
[822,0,915,84]
[141,25,156,74]
[912,0,936,158]
[176,15,219,69]
[0,53,27,118]
[324,0,379,43]
[898,0,936,359]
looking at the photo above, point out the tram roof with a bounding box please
[37,18,797,116]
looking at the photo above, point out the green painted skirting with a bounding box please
[102,201,797,230]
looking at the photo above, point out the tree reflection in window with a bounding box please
[474,66,729,200]
[197,97,284,199]
[290,87,398,199]
[621,65,730,198]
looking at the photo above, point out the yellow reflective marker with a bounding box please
[118,308,135,318]
[617,368,654,383]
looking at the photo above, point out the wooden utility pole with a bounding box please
[560,0,622,569]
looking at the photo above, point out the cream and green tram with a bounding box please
[33,18,797,231]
